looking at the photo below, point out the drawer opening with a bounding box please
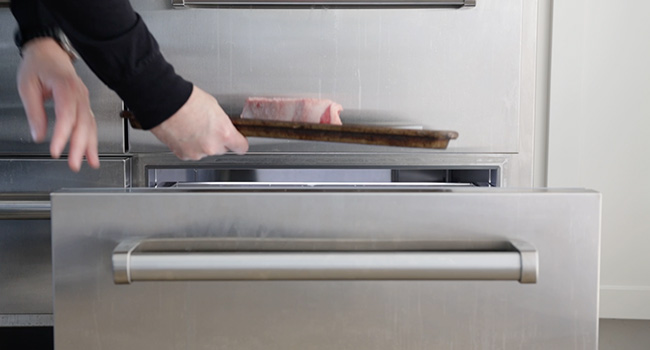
[146,167,499,188]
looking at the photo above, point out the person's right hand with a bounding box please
[150,86,249,160]
[17,37,100,172]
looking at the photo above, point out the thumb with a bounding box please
[225,124,249,155]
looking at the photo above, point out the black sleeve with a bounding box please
[10,0,58,37]
[11,0,193,130]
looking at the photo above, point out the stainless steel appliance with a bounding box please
[0,6,128,331]
[0,160,129,328]
[1,0,601,348]
[51,187,600,349]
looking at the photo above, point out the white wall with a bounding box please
[547,0,650,319]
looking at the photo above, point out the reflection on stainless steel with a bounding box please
[53,189,600,349]
[172,0,476,7]
[113,238,536,284]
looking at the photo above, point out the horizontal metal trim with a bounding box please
[173,0,475,7]
[0,199,51,220]
[0,314,54,327]
[174,182,475,189]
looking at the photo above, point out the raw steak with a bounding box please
[241,97,343,125]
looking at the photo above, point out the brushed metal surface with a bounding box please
[0,11,125,155]
[129,0,525,154]
[0,158,131,192]
[52,189,600,349]
[0,219,52,317]
[0,158,130,326]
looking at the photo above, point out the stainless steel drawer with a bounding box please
[52,188,601,349]
[0,158,130,327]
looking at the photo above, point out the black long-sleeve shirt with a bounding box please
[10,0,193,130]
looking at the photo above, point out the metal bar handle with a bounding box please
[113,239,537,284]
[0,197,51,220]
[172,0,476,8]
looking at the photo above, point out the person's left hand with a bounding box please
[17,37,100,172]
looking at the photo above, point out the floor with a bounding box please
[599,319,650,350]
[2,320,649,349]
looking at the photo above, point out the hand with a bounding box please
[17,38,100,172]
[150,86,249,160]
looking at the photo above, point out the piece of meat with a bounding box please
[241,97,343,125]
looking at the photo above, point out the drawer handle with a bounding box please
[0,199,51,220]
[112,239,537,284]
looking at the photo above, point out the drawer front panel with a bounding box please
[52,189,600,349]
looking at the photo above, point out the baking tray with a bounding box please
[122,111,458,149]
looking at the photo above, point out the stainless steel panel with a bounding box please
[129,0,525,153]
[0,219,51,317]
[0,11,125,155]
[52,188,600,349]
[0,158,130,327]
[0,158,131,192]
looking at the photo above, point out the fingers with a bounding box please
[17,77,48,143]
[85,120,100,169]
[52,82,100,172]
[18,38,100,172]
[50,84,78,160]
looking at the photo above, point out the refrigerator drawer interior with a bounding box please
[147,167,500,188]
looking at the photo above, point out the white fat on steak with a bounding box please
[241,97,343,125]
